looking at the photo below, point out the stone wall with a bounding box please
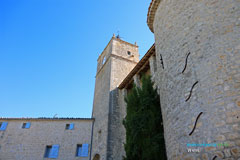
[116,88,130,159]
[0,119,93,160]
[107,56,138,160]
[91,56,112,160]
[91,37,139,160]
[152,0,240,159]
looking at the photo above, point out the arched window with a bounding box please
[93,154,100,160]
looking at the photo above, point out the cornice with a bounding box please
[95,54,138,77]
[147,0,161,33]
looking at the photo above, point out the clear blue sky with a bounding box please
[0,0,154,118]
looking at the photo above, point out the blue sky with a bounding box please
[0,0,154,118]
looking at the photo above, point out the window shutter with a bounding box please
[49,145,59,158]
[77,145,82,157]
[0,122,8,131]
[25,122,31,129]
[69,123,74,130]
[81,144,89,157]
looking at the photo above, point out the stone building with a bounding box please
[147,0,240,159]
[90,38,159,160]
[1,0,239,160]
[92,0,240,159]
[91,36,139,160]
[0,118,93,160]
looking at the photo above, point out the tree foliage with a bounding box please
[123,75,167,160]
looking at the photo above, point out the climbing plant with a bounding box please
[123,75,167,160]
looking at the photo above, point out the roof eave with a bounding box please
[0,117,95,121]
[147,0,161,33]
[118,44,155,89]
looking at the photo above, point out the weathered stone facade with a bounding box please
[91,36,139,160]
[1,1,239,159]
[0,118,93,160]
[148,0,240,159]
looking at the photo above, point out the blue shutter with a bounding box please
[0,122,8,131]
[69,123,74,130]
[49,145,59,158]
[81,144,89,157]
[25,122,31,129]
[77,145,82,157]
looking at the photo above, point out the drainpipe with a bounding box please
[89,118,95,160]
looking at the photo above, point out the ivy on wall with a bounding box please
[123,75,167,160]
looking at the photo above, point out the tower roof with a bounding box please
[97,35,138,61]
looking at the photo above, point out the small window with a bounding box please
[76,144,82,157]
[97,130,102,142]
[44,145,59,158]
[45,146,51,158]
[0,122,8,131]
[127,51,131,55]
[102,56,106,64]
[65,123,74,130]
[76,144,89,157]
[22,122,31,129]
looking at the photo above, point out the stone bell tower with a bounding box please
[91,35,139,160]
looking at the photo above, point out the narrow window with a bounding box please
[76,144,82,157]
[102,56,106,64]
[0,122,8,131]
[44,145,59,158]
[65,123,74,130]
[97,130,102,142]
[22,122,31,129]
[65,124,70,129]
[22,123,26,128]
[76,144,89,157]
[45,146,52,158]
[127,51,131,55]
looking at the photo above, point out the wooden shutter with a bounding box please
[25,122,31,129]
[69,123,74,130]
[49,145,59,158]
[81,144,89,157]
[0,122,8,131]
[77,145,82,157]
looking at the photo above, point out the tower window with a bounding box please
[102,56,106,64]
[127,51,131,55]
[98,130,102,142]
